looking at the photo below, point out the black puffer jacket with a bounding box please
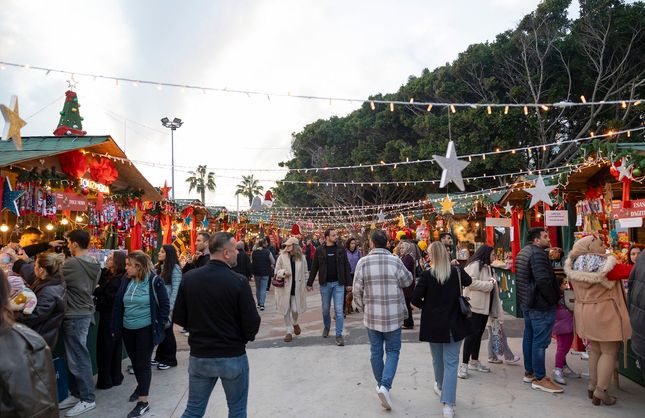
[628,254,645,359]
[515,244,559,311]
[0,323,59,417]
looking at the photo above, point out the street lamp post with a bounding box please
[160,117,183,200]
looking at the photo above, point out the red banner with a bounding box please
[612,199,645,219]
[55,192,88,211]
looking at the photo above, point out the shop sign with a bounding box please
[55,192,88,211]
[545,210,569,226]
[80,178,110,194]
[612,199,645,220]
[618,218,643,228]
[485,217,511,227]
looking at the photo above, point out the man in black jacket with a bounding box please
[174,232,261,418]
[306,228,351,346]
[181,232,210,274]
[515,227,562,393]
[232,241,252,280]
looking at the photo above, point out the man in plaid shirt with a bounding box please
[353,230,413,411]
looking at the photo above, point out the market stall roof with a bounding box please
[426,192,506,215]
[0,136,162,201]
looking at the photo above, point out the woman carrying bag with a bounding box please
[94,251,126,389]
[153,245,181,370]
[273,237,308,342]
[112,251,170,418]
[411,242,473,418]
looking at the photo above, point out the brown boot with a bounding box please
[592,388,616,406]
[293,324,301,336]
[284,333,293,342]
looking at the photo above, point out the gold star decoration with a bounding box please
[440,195,455,215]
[1,95,27,150]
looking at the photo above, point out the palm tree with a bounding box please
[235,175,264,206]
[185,165,216,204]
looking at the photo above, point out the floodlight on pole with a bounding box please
[161,117,183,200]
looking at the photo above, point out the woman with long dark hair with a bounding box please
[94,251,126,389]
[112,251,169,418]
[1,269,59,417]
[459,245,497,378]
[153,244,181,370]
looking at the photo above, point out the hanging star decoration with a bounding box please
[524,175,557,208]
[134,208,145,225]
[1,177,25,216]
[1,95,27,151]
[420,217,427,227]
[617,158,633,181]
[377,211,385,223]
[160,181,172,199]
[184,215,192,226]
[433,141,470,191]
[440,195,455,215]
[202,218,209,228]
[503,202,513,216]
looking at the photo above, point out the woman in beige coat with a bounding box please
[459,245,498,378]
[564,235,632,406]
[274,237,308,342]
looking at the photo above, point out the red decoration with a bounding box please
[59,150,89,178]
[264,190,273,202]
[89,157,118,185]
[160,181,172,199]
[291,224,301,236]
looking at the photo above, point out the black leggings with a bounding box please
[96,310,124,388]
[122,325,153,397]
[154,326,177,366]
[462,313,489,363]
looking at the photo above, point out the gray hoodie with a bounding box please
[62,255,101,317]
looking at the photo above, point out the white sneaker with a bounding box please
[442,404,455,418]
[468,360,491,373]
[377,386,392,410]
[505,355,521,364]
[65,401,96,417]
[433,382,442,398]
[58,396,79,410]
[563,364,581,378]
[458,363,469,379]
[553,368,567,385]
[487,357,503,364]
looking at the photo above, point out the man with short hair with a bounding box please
[232,241,252,280]
[58,230,102,416]
[353,230,413,411]
[174,232,261,418]
[307,228,351,346]
[182,232,211,274]
[439,232,460,266]
[10,227,64,278]
[515,227,562,393]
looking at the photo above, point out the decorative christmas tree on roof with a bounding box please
[53,90,87,136]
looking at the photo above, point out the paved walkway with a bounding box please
[65,285,645,417]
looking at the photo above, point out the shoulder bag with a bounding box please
[456,267,472,318]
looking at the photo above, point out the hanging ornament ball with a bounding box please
[73,97,78,102]
[418,240,428,251]
[81,187,89,195]
[72,124,78,129]
[71,108,77,112]
[609,166,619,178]
[633,167,642,177]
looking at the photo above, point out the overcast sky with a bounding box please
[1,0,581,209]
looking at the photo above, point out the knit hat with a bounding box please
[284,237,300,246]
[568,235,606,262]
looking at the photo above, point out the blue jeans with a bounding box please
[62,315,95,402]
[522,308,556,380]
[255,276,269,307]
[181,354,250,418]
[429,338,462,406]
[367,328,402,390]
[320,282,344,336]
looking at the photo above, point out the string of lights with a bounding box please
[1,61,641,110]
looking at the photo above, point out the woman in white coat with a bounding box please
[459,245,498,379]
[274,237,308,342]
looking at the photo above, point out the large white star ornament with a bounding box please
[433,141,470,191]
[1,95,27,151]
[524,175,557,208]
[503,202,513,215]
[617,158,633,181]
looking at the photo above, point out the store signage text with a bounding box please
[80,178,110,194]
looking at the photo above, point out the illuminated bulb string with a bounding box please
[1,60,641,109]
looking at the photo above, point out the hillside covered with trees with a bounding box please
[274,0,644,207]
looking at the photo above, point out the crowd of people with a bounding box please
[0,225,644,418]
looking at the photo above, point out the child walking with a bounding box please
[552,279,581,384]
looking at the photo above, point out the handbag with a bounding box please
[456,267,472,318]
[563,288,575,312]
[271,276,285,288]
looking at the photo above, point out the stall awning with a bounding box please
[0,136,162,201]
